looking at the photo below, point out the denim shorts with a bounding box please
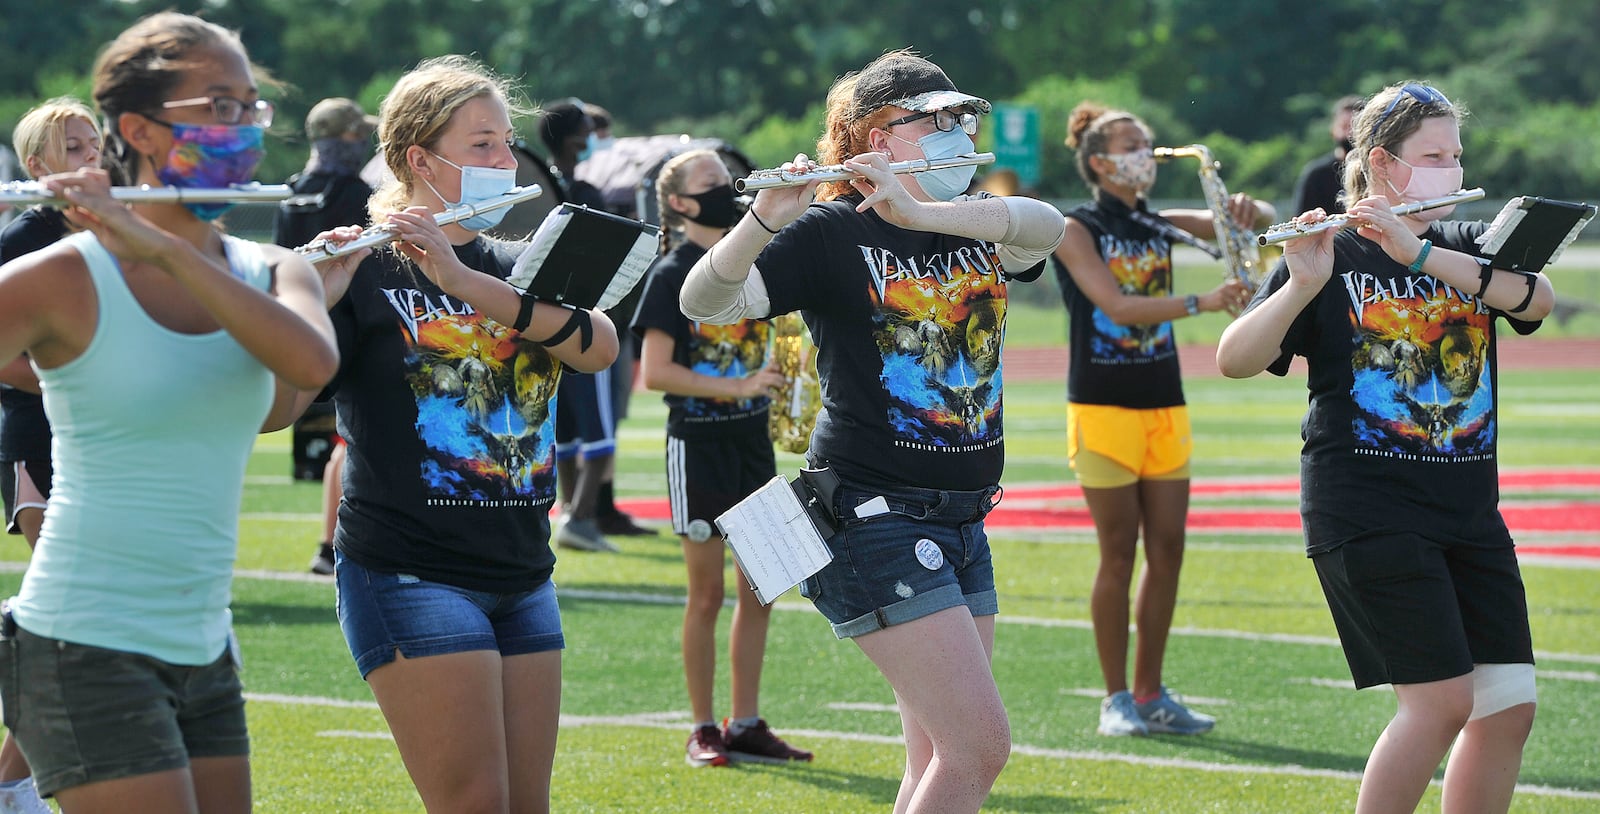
[335,551,565,678]
[799,480,1000,639]
[0,624,247,797]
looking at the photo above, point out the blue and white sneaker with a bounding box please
[1135,686,1215,735]
[1097,690,1149,736]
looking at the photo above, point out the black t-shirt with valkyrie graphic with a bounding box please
[1247,220,1541,555]
[1054,194,1186,408]
[757,196,1041,492]
[328,237,563,592]
[631,240,772,439]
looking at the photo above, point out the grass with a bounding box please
[1,300,1596,812]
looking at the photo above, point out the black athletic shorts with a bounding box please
[0,459,52,535]
[664,420,775,542]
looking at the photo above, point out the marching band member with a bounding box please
[1218,81,1550,814]
[680,50,1064,813]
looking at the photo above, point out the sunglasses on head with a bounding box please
[884,107,980,136]
[1369,84,1450,139]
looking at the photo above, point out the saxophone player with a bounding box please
[1051,102,1273,738]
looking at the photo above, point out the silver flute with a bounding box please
[1257,188,1486,246]
[735,152,996,193]
[296,184,543,261]
[0,181,292,206]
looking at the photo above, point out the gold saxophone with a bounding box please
[1153,145,1267,291]
[767,313,821,454]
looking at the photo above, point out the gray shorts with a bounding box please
[0,623,248,797]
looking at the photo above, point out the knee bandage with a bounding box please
[1469,663,1537,721]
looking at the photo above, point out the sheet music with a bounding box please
[595,230,660,310]
[716,476,834,605]
[506,203,658,309]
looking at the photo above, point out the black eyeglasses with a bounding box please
[161,96,275,128]
[885,107,980,136]
[1369,84,1450,139]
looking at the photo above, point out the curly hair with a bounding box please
[1063,101,1148,191]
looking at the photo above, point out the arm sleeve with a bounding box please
[678,254,773,324]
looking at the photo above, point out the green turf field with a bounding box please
[1,322,1595,811]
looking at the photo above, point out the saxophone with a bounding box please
[767,313,822,454]
[1153,144,1266,291]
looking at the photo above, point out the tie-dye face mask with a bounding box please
[155,123,265,221]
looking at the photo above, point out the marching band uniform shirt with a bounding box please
[631,240,772,439]
[1054,193,1185,409]
[328,237,562,593]
[1247,220,1541,555]
[756,196,1042,493]
[13,232,274,665]
[0,207,70,463]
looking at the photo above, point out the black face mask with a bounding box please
[682,184,738,228]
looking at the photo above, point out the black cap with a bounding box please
[849,53,991,123]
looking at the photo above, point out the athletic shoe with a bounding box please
[722,718,814,764]
[685,724,730,767]
[596,510,655,537]
[1135,686,1215,735]
[1097,690,1149,737]
[556,517,619,553]
[308,542,335,576]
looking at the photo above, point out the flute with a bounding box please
[296,184,543,261]
[1256,188,1486,246]
[735,152,996,193]
[0,181,292,206]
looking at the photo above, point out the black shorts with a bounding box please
[0,459,52,535]
[664,423,775,542]
[1312,532,1534,688]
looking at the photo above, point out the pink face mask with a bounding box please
[1384,150,1464,221]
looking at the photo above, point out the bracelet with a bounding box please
[1474,261,1495,299]
[1184,293,1200,316]
[1407,238,1432,273]
[748,208,780,235]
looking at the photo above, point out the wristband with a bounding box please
[1407,239,1432,273]
[748,208,781,235]
[1184,294,1199,316]
[1474,261,1495,299]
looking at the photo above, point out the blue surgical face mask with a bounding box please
[890,127,977,201]
[577,132,614,163]
[423,152,517,231]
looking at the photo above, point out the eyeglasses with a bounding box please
[885,107,979,136]
[161,96,275,128]
[1369,84,1450,139]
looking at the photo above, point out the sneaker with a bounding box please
[722,718,814,764]
[1135,686,1215,735]
[685,724,729,767]
[1098,690,1149,737]
[596,510,654,537]
[308,542,336,576]
[556,517,619,553]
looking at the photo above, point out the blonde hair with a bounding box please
[370,55,530,222]
[1343,81,1466,203]
[12,97,99,179]
[1064,101,1148,191]
[653,149,722,255]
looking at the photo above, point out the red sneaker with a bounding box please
[685,724,729,767]
[722,718,814,764]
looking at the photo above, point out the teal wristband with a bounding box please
[1407,239,1432,273]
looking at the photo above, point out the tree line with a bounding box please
[4,0,1595,207]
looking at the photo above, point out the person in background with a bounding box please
[0,12,337,811]
[1052,101,1272,738]
[1218,80,1547,814]
[272,96,379,576]
[632,148,811,768]
[679,50,1065,813]
[308,55,617,813]
[0,95,103,814]
[1292,95,1365,217]
[0,144,18,230]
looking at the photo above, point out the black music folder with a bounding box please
[507,203,660,310]
[1475,196,1597,273]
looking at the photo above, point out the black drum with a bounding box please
[489,140,563,241]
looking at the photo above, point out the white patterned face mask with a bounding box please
[1100,148,1157,192]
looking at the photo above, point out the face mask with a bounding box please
[156,123,264,221]
[1100,148,1156,192]
[890,127,978,201]
[680,184,738,228]
[424,152,517,231]
[1383,150,1465,221]
[579,133,614,163]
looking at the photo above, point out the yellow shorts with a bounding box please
[1066,403,1191,489]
